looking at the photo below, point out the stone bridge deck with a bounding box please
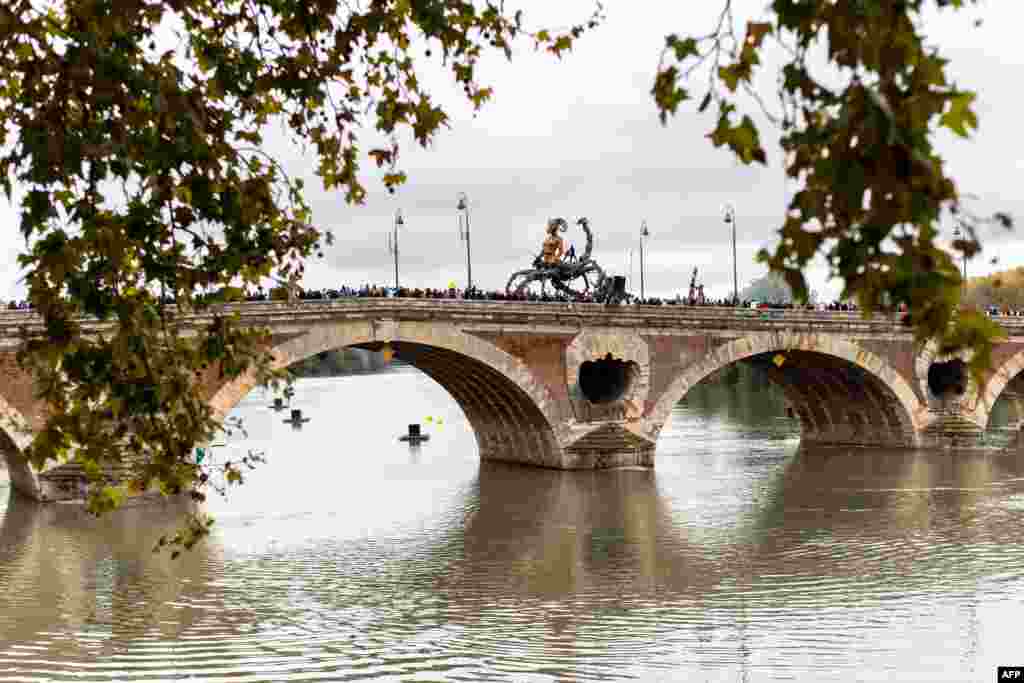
[4,300,1024,501]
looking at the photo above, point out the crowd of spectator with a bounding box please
[233,283,824,308]
[235,283,868,311]
[9,284,1024,317]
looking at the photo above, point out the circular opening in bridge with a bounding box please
[928,358,967,397]
[578,353,639,404]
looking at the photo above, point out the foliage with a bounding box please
[963,267,1024,311]
[0,0,600,525]
[289,348,394,377]
[740,271,793,304]
[687,361,789,422]
[651,0,1013,381]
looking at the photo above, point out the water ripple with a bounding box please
[2,373,1024,681]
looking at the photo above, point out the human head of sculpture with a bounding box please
[546,218,567,236]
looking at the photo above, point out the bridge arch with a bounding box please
[972,348,1024,429]
[647,332,923,447]
[208,319,569,467]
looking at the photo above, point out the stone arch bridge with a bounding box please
[4,300,1024,501]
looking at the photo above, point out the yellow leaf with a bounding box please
[773,353,786,367]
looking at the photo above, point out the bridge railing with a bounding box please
[5,298,1024,334]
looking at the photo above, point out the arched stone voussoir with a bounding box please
[207,319,569,442]
[974,348,1024,429]
[645,332,924,442]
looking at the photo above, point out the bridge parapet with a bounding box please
[0,301,931,350]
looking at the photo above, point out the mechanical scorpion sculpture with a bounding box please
[505,217,630,304]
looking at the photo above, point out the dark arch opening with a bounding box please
[330,341,562,466]
[578,353,639,404]
[668,350,912,448]
[927,358,967,397]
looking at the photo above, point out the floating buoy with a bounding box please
[284,408,310,428]
[269,396,287,411]
[399,423,429,443]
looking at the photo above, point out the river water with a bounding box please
[2,366,1024,682]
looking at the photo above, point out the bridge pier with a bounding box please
[0,394,45,501]
[470,423,655,471]
[0,439,43,501]
[559,420,655,469]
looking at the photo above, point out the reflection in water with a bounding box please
[1,368,1023,681]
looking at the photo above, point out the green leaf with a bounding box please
[670,36,698,61]
[651,66,689,123]
[718,64,743,93]
[939,91,978,137]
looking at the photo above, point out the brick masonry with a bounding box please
[5,301,1024,500]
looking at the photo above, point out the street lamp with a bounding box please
[639,220,650,302]
[953,221,968,292]
[386,209,403,290]
[456,192,472,292]
[723,203,738,305]
[627,248,634,292]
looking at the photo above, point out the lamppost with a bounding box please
[953,221,968,293]
[639,220,650,302]
[386,209,403,290]
[627,248,634,292]
[456,192,472,292]
[723,203,738,305]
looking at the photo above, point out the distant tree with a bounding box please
[963,267,1024,310]
[651,0,1013,378]
[740,272,792,303]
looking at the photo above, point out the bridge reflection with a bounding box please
[3,446,1024,674]
[432,450,1024,605]
[0,491,218,646]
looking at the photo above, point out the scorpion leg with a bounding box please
[507,268,540,295]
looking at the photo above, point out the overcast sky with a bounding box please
[2,0,1022,302]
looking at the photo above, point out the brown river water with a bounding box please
[2,366,1024,682]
